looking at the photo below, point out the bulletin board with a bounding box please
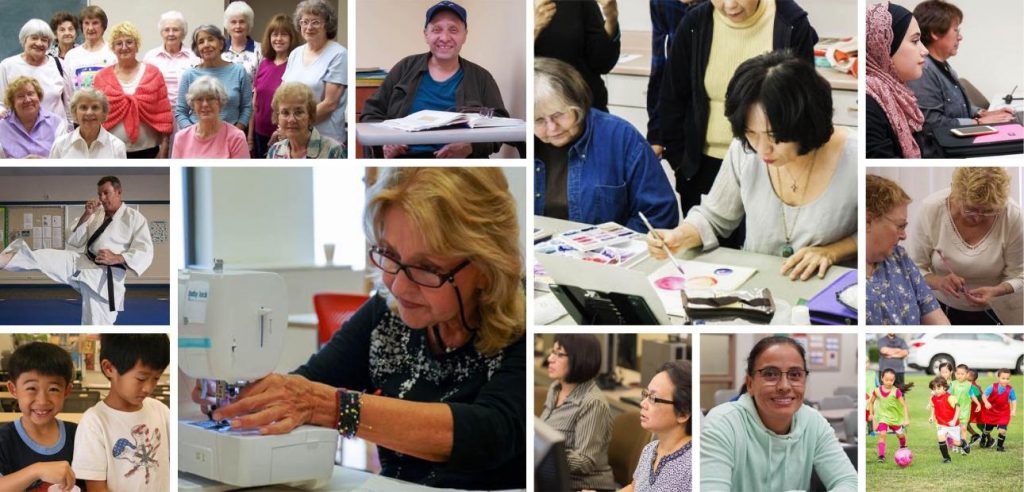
[790,333,842,372]
[4,206,65,250]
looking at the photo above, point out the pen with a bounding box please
[638,212,686,276]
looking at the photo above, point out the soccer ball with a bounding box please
[894,448,913,467]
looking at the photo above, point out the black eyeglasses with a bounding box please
[369,246,470,288]
[548,349,568,359]
[754,367,809,385]
[641,389,673,405]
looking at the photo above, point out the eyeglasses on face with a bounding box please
[641,389,673,405]
[961,205,1000,217]
[754,367,809,385]
[548,349,568,359]
[368,245,469,288]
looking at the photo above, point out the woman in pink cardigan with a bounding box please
[92,22,173,158]
[172,75,248,159]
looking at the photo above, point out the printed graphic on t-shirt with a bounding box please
[112,423,161,484]
[74,66,104,89]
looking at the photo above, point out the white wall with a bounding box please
[618,0,858,39]
[900,0,1024,99]
[355,0,526,119]
[0,168,169,202]
[733,333,859,402]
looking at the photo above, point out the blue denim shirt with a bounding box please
[535,109,679,232]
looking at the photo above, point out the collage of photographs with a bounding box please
[0,1,1018,492]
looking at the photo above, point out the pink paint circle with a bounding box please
[654,276,686,290]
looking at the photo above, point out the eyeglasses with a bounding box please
[299,19,323,28]
[548,349,568,359]
[534,111,574,129]
[277,108,308,120]
[369,246,470,288]
[878,215,908,233]
[754,367,809,385]
[640,389,673,405]
[961,205,1000,217]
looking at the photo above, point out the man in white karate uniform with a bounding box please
[0,176,153,325]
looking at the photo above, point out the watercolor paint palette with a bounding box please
[553,222,641,252]
[647,261,757,317]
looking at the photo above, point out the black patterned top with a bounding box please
[294,294,525,490]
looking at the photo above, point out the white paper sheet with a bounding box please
[647,261,757,317]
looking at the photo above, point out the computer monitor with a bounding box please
[534,420,571,492]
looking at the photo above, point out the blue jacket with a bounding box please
[535,109,679,232]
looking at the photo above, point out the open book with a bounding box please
[378,110,524,132]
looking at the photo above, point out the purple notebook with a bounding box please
[807,270,857,325]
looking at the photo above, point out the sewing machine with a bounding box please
[178,266,338,488]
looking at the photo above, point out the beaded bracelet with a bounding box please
[336,389,362,439]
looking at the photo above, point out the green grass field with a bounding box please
[866,373,1024,491]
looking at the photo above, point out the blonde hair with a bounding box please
[4,76,43,110]
[951,167,1009,210]
[866,174,911,218]
[271,82,316,128]
[108,21,141,51]
[364,168,525,357]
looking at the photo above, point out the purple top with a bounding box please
[633,440,692,492]
[0,108,63,158]
[253,59,288,137]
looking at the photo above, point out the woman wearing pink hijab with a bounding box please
[865,2,929,158]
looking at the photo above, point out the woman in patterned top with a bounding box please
[622,360,693,492]
[865,174,950,324]
[197,168,526,490]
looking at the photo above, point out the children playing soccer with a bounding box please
[980,368,1017,452]
[0,342,80,492]
[72,334,169,491]
[929,376,970,463]
[949,364,976,450]
[868,368,911,463]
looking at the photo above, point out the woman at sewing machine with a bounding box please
[646,50,857,281]
[195,167,526,489]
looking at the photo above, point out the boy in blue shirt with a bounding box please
[0,342,79,491]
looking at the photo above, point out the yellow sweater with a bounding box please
[704,0,776,158]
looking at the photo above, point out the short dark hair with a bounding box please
[746,336,807,376]
[100,334,169,376]
[79,5,108,31]
[938,362,953,373]
[967,369,979,381]
[913,1,963,48]
[929,376,948,390]
[552,334,601,384]
[725,50,834,155]
[97,175,121,191]
[955,364,968,372]
[880,368,897,379]
[49,11,77,35]
[9,342,74,385]
[996,368,1012,377]
[661,360,692,435]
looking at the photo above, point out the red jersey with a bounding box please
[983,383,1013,426]
[932,393,958,426]
[970,382,984,424]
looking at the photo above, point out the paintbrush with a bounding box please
[638,211,686,276]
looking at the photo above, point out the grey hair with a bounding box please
[69,88,109,122]
[158,11,188,35]
[19,19,54,47]
[191,25,226,53]
[223,1,255,31]
[186,75,228,106]
[294,0,338,40]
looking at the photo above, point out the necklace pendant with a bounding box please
[782,244,794,257]
[790,183,798,193]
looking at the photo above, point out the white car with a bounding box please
[906,333,1024,375]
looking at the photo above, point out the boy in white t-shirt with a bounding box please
[72,334,169,491]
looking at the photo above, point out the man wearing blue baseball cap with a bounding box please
[360,0,510,159]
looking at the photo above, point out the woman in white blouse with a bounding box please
[50,87,126,158]
[907,167,1023,325]
[647,51,857,282]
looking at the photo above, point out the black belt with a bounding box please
[85,216,126,312]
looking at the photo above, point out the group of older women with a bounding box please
[866,168,1022,325]
[0,0,346,159]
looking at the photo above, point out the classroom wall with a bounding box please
[355,0,526,119]
[732,333,859,402]
[901,0,1023,99]
[0,169,169,202]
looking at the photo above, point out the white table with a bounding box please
[179,467,525,491]
[356,122,526,145]
[535,216,855,325]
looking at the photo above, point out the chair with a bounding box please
[313,293,370,346]
[819,395,855,411]
[842,409,858,444]
[62,390,101,413]
[534,385,549,417]
[959,78,989,109]
[833,386,858,401]
[607,410,651,487]
[714,389,738,406]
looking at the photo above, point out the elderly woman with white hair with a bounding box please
[144,11,200,105]
[172,75,248,158]
[176,25,252,138]
[282,0,347,144]
[222,1,262,83]
[0,19,73,122]
[50,87,126,158]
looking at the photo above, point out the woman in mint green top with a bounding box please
[701,336,857,491]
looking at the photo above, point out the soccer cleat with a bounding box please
[996,446,1005,452]
[877,455,885,463]
[962,444,971,455]
[970,435,980,446]
[942,457,952,464]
